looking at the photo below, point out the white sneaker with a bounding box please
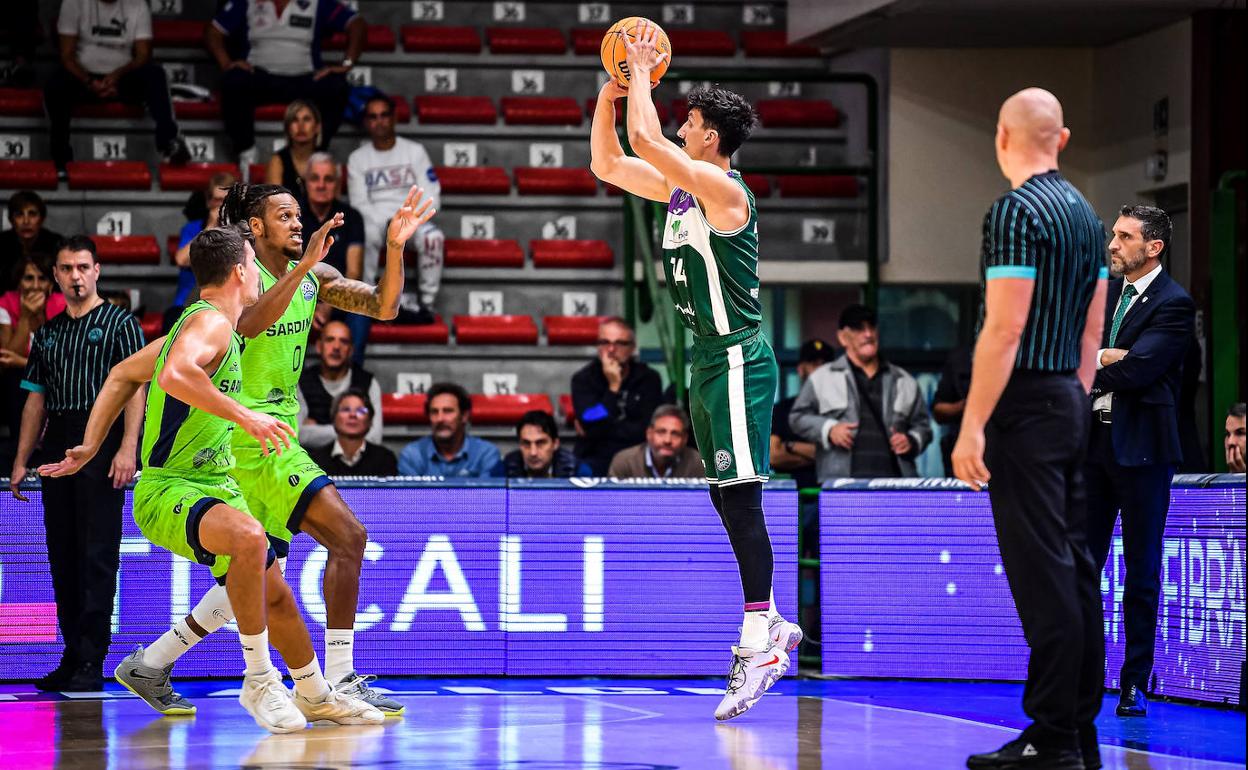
[714,645,789,721]
[240,669,307,734]
[769,615,804,653]
[294,687,384,725]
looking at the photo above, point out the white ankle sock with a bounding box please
[190,584,234,633]
[239,629,274,677]
[767,589,779,623]
[289,655,331,700]
[739,611,770,651]
[143,619,202,669]
[324,629,355,683]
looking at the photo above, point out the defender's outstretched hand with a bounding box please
[387,186,436,246]
[300,212,345,268]
[37,443,101,479]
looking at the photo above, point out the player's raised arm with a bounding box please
[590,80,671,202]
[313,185,433,320]
[236,212,343,338]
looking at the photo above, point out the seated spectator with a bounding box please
[571,317,663,475]
[349,94,444,325]
[789,304,933,482]
[308,389,397,476]
[299,153,368,355]
[0,4,40,87]
[770,339,834,489]
[931,345,973,476]
[1227,402,1247,473]
[167,172,236,330]
[296,320,383,449]
[397,383,500,477]
[206,0,364,164]
[493,410,591,478]
[100,290,131,312]
[607,405,704,479]
[266,99,322,197]
[45,0,189,177]
[1,192,64,292]
[0,254,67,440]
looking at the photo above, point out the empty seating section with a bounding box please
[500,97,582,126]
[369,319,451,345]
[380,393,428,424]
[152,19,207,48]
[666,30,736,57]
[401,25,482,53]
[531,240,613,268]
[444,239,525,268]
[486,27,566,55]
[453,315,539,345]
[757,99,840,128]
[94,235,162,264]
[324,24,398,51]
[435,166,511,195]
[776,175,860,198]
[740,30,821,58]
[0,88,43,117]
[545,315,606,345]
[585,97,669,125]
[67,161,152,190]
[159,162,241,191]
[571,29,603,56]
[514,167,597,196]
[414,96,497,124]
[0,160,58,189]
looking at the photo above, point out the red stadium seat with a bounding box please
[584,97,669,125]
[248,163,267,183]
[324,24,397,51]
[531,239,613,269]
[174,99,221,120]
[486,27,566,55]
[757,99,841,128]
[400,25,481,53]
[470,393,554,424]
[167,235,179,258]
[514,167,597,196]
[94,235,161,264]
[153,19,206,48]
[381,392,429,424]
[740,30,821,58]
[501,97,582,126]
[444,239,524,268]
[545,315,606,345]
[776,174,860,198]
[140,312,163,341]
[414,96,497,125]
[435,166,511,195]
[571,28,603,56]
[0,88,44,117]
[741,173,772,198]
[0,160,57,189]
[67,161,152,190]
[453,315,539,345]
[160,163,241,191]
[558,393,575,426]
[369,318,450,345]
[74,102,142,119]
[667,30,736,57]
[670,99,689,127]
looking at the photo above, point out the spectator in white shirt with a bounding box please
[296,319,384,449]
[44,0,189,176]
[348,94,443,326]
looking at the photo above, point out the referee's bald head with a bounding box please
[998,88,1069,153]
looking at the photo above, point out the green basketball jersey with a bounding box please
[660,171,762,338]
[141,301,243,478]
[237,259,319,424]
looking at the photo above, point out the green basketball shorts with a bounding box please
[132,471,253,581]
[230,428,332,557]
[688,328,778,487]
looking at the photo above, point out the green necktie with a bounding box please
[1108,284,1138,347]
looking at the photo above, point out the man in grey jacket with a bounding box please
[789,305,933,481]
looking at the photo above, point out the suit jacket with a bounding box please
[1091,270,1195,467]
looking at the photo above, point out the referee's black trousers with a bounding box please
[1084,422,1174,693]
[985,372,1104,748]
[38,413,125,669]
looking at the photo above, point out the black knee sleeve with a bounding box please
[712,482,773,605]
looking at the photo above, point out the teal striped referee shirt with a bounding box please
[979,170,1108,372]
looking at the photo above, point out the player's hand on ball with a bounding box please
[301,212,344,267]
[600,80,629,102]
[241,410,296,457]
[951,429,991,491]
[622,19,668,81]
[35,444,99,481]
[387,186,436,247]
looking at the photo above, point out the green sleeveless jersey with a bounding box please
[237,259,319,424]
[141,301,243,478]
[660,171,762,338]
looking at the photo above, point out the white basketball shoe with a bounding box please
[293,686,385,725]
[240,669,307,734]
[769,615,804,653]
[714,645,790,721]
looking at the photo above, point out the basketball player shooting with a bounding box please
[589,19,801,720]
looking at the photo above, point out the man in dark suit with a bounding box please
[1087,204,1195,718]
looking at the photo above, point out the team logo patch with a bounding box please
[714,449,733,472]
[173,502,184,515]
[265,388,285,405]
[87,327,103,343]
[288,474,300,487]
[300,279,316,301]
[193,447,218,469]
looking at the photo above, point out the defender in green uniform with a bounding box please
[589,22,802,722]
[145,181,433,713]
[38,228,382,732]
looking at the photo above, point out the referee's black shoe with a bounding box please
[1115,685,1146,717]
[966,737,1084,770]
[34,656,77,692]
[61,660,104,692]
[1078,725,1102,770]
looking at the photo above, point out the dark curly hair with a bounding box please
[686,86,758,158]
[218,182,293,233]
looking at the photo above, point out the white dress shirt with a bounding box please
[1094,262,1163,413]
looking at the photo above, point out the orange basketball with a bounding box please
[600,17,672,88]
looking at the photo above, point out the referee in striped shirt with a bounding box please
[8,235,145,692]
[953,89,1109,770]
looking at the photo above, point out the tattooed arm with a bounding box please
[314,186,434,321]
